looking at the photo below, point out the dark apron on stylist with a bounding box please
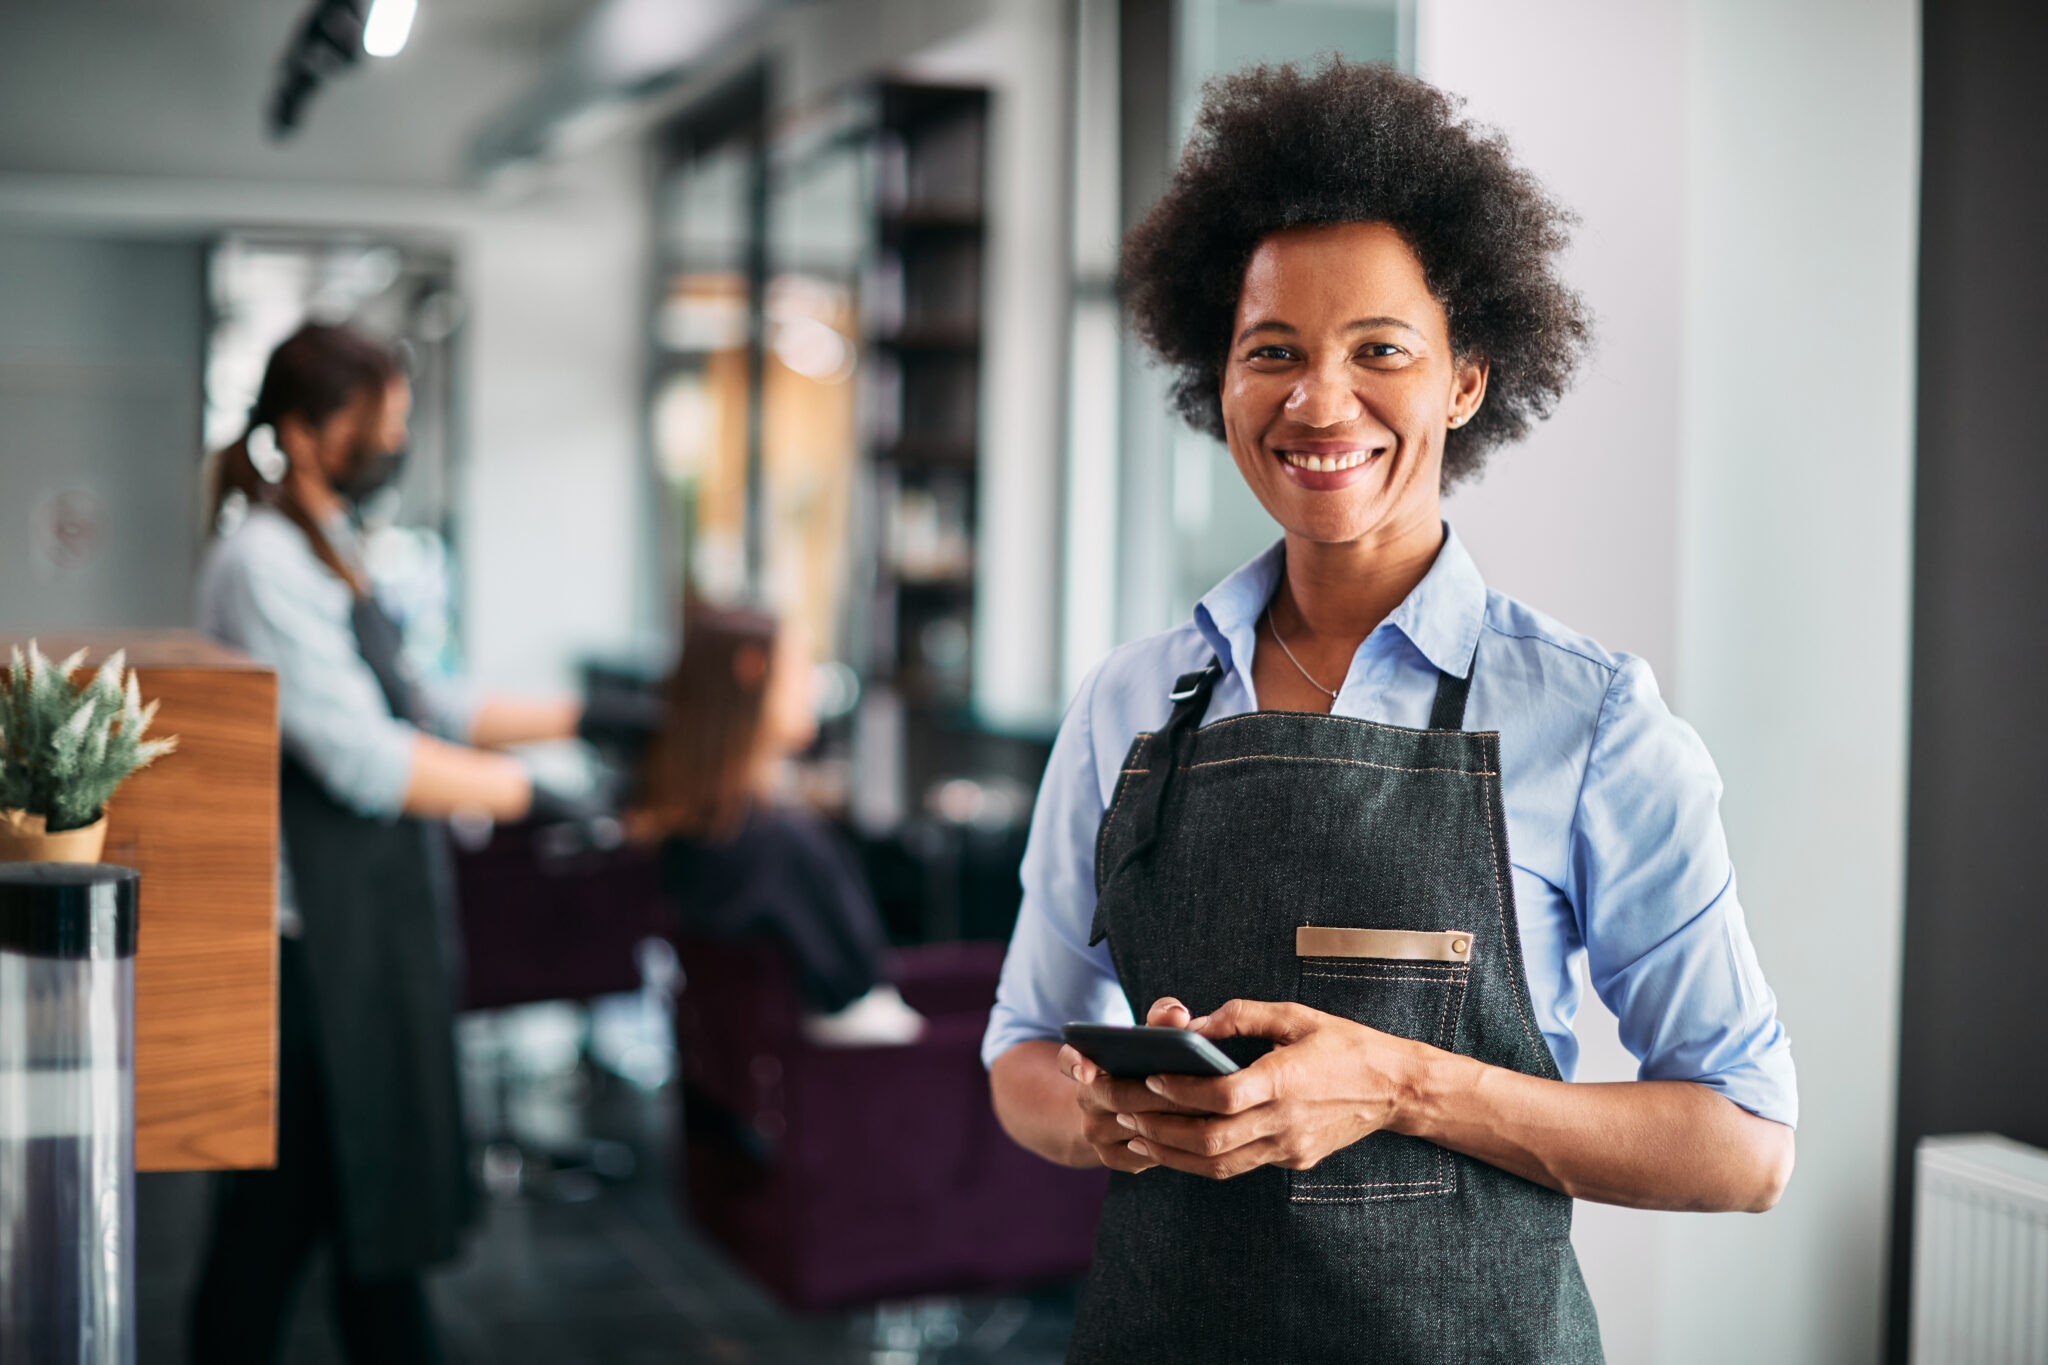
[1070,658,1603,1364]
[278,593,474,1278]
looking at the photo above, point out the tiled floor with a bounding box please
[137,1060,1079,1365]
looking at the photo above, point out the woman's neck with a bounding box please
[286,464,345,527]
[1278,509,1445,646]
[748,752,790,805]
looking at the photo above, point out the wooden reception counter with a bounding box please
[4,632,278,1170]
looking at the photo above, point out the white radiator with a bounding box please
[1912,1134,2048,1365]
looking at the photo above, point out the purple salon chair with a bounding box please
[673,936,1107,1312]
[453,820,669,1011]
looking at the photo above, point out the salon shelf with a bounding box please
[875,437,978,468]
[869,328,981,352]
[880,208,985,232]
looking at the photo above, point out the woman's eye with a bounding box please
[1247,345,1294,361]
[1358,343,1406,360]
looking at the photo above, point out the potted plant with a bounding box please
[0,641,177,863]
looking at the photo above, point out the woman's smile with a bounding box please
[1275,440,1387,489]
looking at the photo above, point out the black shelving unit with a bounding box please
[860,83,991,816]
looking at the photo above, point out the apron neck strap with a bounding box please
[1427,665,1473,731]
[1106,658,1222,888]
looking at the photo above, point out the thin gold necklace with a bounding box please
[1263,604,1340,700]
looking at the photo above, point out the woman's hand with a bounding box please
[1097,994,1795,1211]
[1109,997,1422,1180]
[1059,999,1225,1173]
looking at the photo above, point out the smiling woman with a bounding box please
[985,59,1796,1365]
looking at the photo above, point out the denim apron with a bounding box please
[1070,658,1604,1364]
[277,593,474,1277]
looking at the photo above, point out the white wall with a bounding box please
[1424,0,1685,688]
[1666,3,1917,1361]
[458,145,651,694]
[0,231,207,637]
[1421,0,1918,1360]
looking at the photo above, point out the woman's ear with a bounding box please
[273,411,319,466]
[1448,357,1490,428]
[732,643,769,689]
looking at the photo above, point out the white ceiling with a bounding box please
[0,0,601,187]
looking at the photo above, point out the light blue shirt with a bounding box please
[984,526,1797,1128]
[196,505,476,932]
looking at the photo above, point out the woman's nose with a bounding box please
[1284,367,1363,428]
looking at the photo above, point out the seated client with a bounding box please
[636,603,922,1047]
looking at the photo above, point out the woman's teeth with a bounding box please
[1281,449,1373,473]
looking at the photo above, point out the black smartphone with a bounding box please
[1060,1023,1241,1080]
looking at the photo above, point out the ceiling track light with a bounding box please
[266,0,416,139]
[363,0,417,59]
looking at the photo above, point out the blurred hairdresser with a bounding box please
[637,603,922,1046]
[191,323,578,1364]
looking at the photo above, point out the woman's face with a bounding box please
[1220,222,1487,548]
[302,377,410,492]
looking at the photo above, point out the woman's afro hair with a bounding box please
[1121,59,1591,488]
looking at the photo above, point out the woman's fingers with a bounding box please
[1083,1110,1161,1173]
[1192,998,1315,1043]
[1117,1105,1276,1159]
[1128,1132,1289,1181]
[1084,1074,1212,1116]
[1145,997,1193,1027]
[1097,1139,1161,1174]
[1144,1060,1278,1115]
[1057,1044,1097,1084]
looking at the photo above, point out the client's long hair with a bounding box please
[208,323,400,597]
[637,602,781,842]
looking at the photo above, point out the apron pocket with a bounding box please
[1290,955,1469,1203]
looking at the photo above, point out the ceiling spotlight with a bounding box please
[363,0,417,58]
[267,0,418,137]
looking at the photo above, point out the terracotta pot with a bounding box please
[0,808,109,864]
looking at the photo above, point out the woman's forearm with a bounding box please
[990,1041,1100,1169]
[468,697,580,749]
[400,734,533,821]
[1394,1047,1794,1212]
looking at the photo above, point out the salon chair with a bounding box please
[673,936,1108,1311]
[448,654,671,1011]
[450,819,674,1194]
[452,818,668,1011]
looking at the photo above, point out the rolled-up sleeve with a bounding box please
[1571,657,1798,1126]
[202,527,419,821]
[982,665,1133,1068]
[413,675,480,744]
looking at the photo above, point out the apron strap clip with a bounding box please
[1168,662,1220,703]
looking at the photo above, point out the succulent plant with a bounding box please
[0,641,178,833]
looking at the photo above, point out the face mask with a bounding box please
[337,443,407,507]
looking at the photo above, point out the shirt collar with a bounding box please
[1192,522,1487,683]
